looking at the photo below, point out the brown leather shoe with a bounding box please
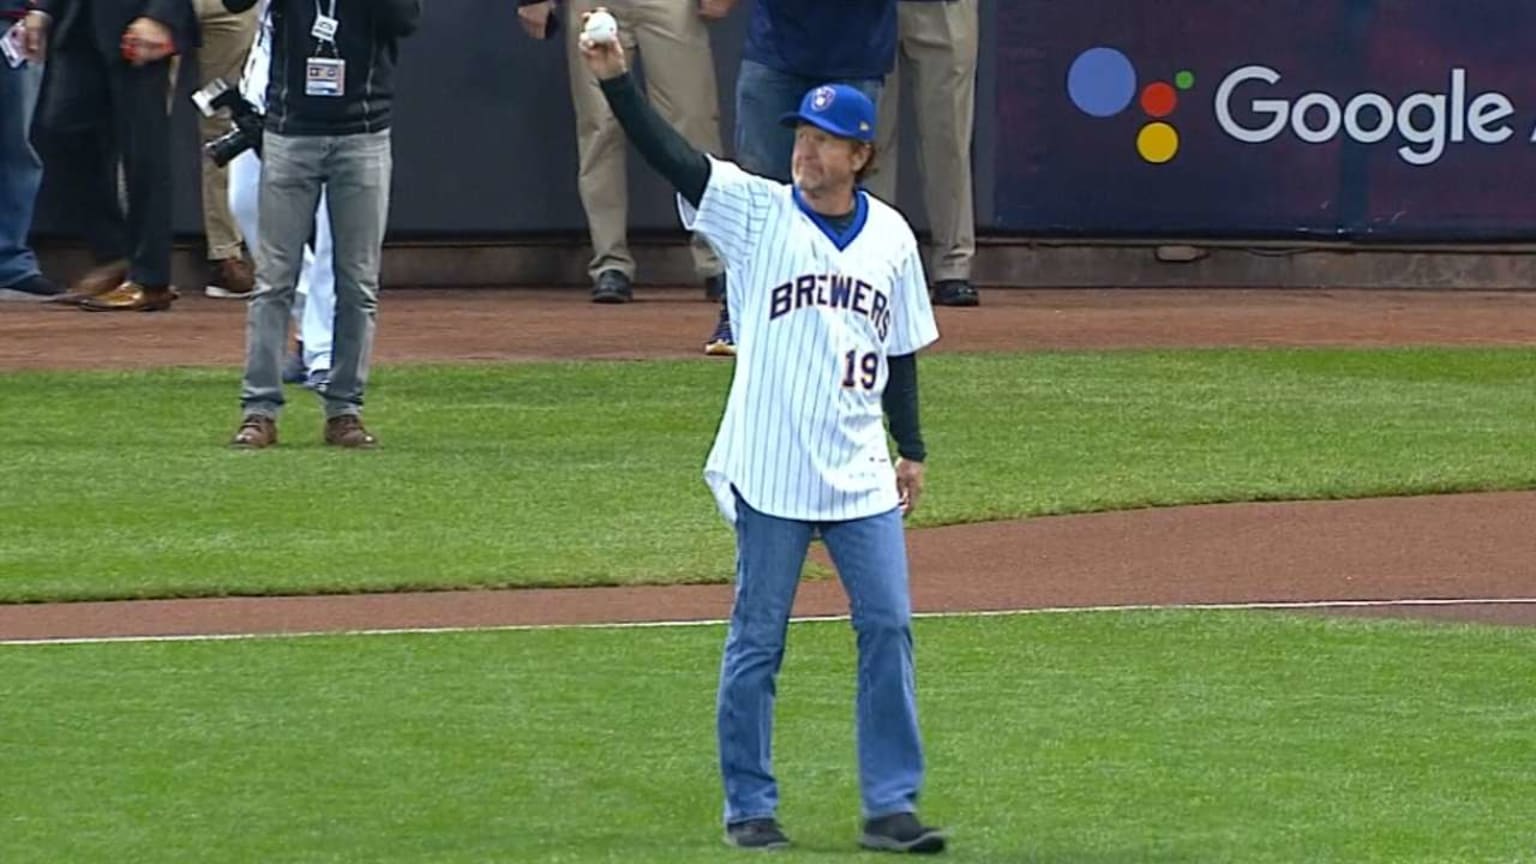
[231,415,278,449]
[205,257,256,299]
[49,259,129,305]
[80,282,178,312]
[324,415,378,449]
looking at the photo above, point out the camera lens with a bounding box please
[205,128,253,168]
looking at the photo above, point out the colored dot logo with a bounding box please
[1067,47,1195,164]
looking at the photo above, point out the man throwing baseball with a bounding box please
[580,12,945,855]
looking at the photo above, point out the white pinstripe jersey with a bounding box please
[238,0,274,110]
[679,156,940,525]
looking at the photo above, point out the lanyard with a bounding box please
[311,0,340,56]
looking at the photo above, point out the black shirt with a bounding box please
[225,0,420,136]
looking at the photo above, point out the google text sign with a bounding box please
[993,1,1536,240]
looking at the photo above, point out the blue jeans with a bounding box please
[734,59,883,181]
[0,59,43,288]
[717,492,925,825]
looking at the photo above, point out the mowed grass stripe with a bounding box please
[3,348,1535,602]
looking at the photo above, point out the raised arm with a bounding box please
[580,16,711,207]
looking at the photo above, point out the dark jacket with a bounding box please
[28,0,198,57]
[224,0,420,136]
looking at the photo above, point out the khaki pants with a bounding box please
[194,0,259,262]
[866,0,978,283]
[566,0,723,281]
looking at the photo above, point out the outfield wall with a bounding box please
[31,0,1536,253]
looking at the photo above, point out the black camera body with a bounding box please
[192,77,265,167]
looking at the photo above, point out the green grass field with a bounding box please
[5,345,1534,862]
[3,612,1533,863]
[3,348,1536,602]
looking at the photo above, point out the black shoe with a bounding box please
[592,269,633,304]
[704,272,727,302]
[724,818,790,850]
[931,280,979,307]
[860,812,946,854]
[0,274,64,299]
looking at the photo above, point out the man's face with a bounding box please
[791,124,868,198]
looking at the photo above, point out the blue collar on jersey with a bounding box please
[792,187,870,252]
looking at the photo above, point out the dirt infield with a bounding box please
[2,286,1534,640]
[8,286,1536,370]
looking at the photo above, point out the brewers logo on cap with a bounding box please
[811,86,835,111]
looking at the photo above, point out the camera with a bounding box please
[192,77,264,167]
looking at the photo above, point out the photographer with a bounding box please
[225,0,420,450]
[196,0,335,391]
[191,0,258,299]
[24,0,196,311]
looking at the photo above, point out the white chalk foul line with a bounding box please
[2,596,1534,647]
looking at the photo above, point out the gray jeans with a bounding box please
[241,129,391,419]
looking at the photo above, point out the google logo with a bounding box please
[1068,46,1195,164]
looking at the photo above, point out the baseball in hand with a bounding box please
[582,9,618,44]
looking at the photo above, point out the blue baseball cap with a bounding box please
[779,84,876,142]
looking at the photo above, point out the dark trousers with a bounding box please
[36,43,176,287]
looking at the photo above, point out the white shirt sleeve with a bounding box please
[677,156,779,265]
[887,244,940,356]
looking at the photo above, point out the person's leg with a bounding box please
[225,149,262,248]
[301,188,337,380]
[318,129,391,431]
[718,491,815,829]
[630,0,724,283]
[904,0,978,299]
[818,507,924,820]
[83,56,176,310]
[33,45,129,294]
[238,131,324,426]
[194,0,259,292]
[820,506,944,852]
[864,28,905,205]
[0,58,46,290]
[566,0,637,295]
[230,147,311,381]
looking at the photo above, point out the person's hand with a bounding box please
[895,458,925,516]
[518,0,555,39]
[578,12,627,81]
[22,10,49,62]
[698,0,736,20]
[121,17,174,64]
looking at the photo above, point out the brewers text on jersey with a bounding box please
[768,272,892,341]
